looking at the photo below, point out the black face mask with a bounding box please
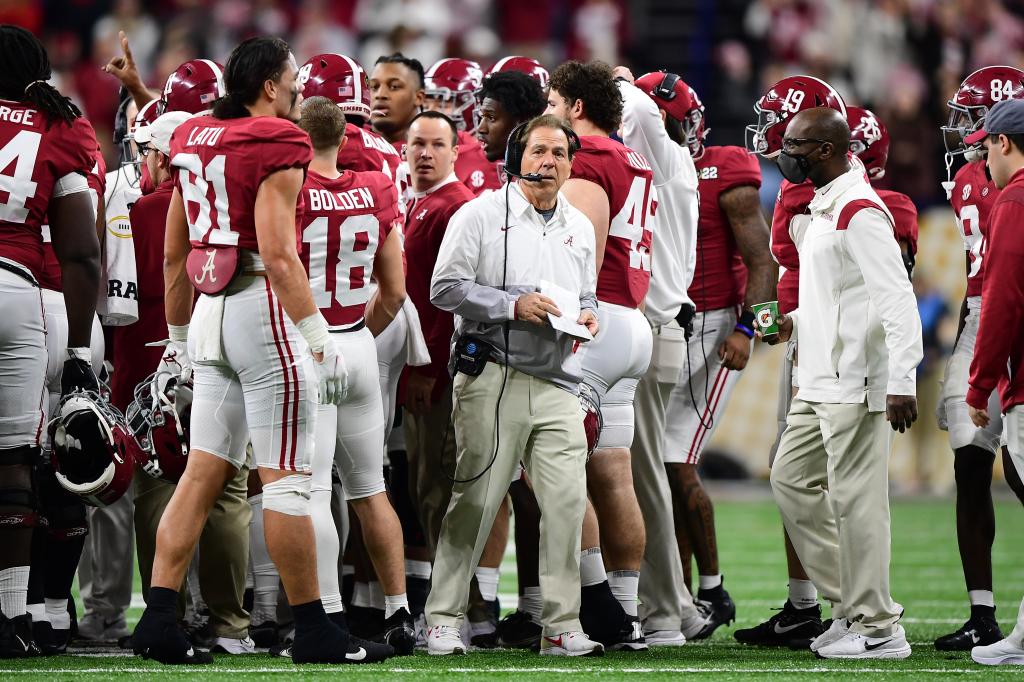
[777,148,819,184]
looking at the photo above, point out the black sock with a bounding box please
[148,587,179,618]
[699,584,725,599]
[407,576,429,618]
[292,600,332,638]
[971,604,996,620]
[328,610,348,632]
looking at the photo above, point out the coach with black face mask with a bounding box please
[424,114,603,657]
[764,107,922,660]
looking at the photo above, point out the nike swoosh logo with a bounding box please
[186,647,195,657]
[544,636,563,648]
[15,634,27,651]
[346,646,367,661]
[864,638,892,650]
[500,225,515,232]
[773,621,811,634]
[969,630,980,644]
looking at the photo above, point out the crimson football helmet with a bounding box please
[579,383,603,460]
[126,371,193,484]
[847,106,889,181]
[49,389,138,508]
[746,75,846,158]
[160,59,226,115]
[635,72,707,157]
[298,53,371,122]
[941,66,1024,156]
[486,55,550,89]
[425,58,484,131]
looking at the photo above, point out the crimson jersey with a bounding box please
[876,189,918,256]
[299,169,401,327]
[169,115,313,250]
[111,180,175,411]
[454,130,503,195]
[690,146,761,312]
[400,179,476,401]
[39,151,107,291]
[0,102,96,280]
[570,135,655,308]
[337,122,402,179]
[949,160,998,298]
[771,179,815,314]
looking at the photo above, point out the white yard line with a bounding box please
[1,667,996,675]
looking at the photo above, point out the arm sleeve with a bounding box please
[844,208,923,395]
[618,80,680,180]
[430,203,517,322]
[967,199,1024,408]
[580,228,598,315]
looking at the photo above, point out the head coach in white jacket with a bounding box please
[424,114,604,657]
[763,107,923,660]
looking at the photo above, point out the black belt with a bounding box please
[329,320,366,334]
[0,259,39,287]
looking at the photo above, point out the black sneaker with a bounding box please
[374,608,415,656]
[131,610,213,664]
[31,620,70,655]
[0,614,39,658]
[935,615,1004,651]
[606,615,648,651]
[690,580,736,640]
[292,626,394,664]
[734,601,825,648]
[496,610,542,649]
[250,620,279,648]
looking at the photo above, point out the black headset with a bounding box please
[504,119,581,181]
[651,71,682,102]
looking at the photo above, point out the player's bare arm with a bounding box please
[365,227,406,337]
[49,189,101,348]
[163,187,193,328]
[561,177,610,273]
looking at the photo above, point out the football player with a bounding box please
[545,60,655,649]
[295,95,413,654]
[0,24,101,657]
[935,66,1024,651]
[475,70,547,164]
[369,53,426,152]
[129,36,388,665]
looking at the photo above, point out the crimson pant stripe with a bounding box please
[686,366,727,463]
[34,288,47,447]
[276,300,301,471]
[265,279,292,470]
[692,367,731,461]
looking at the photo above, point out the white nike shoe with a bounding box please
[426,625,466,655]
[816,625,911,659]
[645,629,687,647]
[540,631,605,657]
[972,634,1024,665]
[810,618,849,652]
[211,636,256,654]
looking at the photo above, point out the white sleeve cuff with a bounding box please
[52,172,89,199]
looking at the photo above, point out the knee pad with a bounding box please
[0,449,41,528]
[261,474,312,517]
[34,455,88,539]
[596,402,635,450]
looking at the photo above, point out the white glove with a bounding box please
[153,324,192,384]
[314,335,348,405]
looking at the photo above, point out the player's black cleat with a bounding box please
[0,614,39,658]
[734,601,825,648]
[32,620,70,655]
[690,580,736,640]
[934,614,1004,651]
[374,608,415,656]
[606,615,649,651]
[346,605,384,639]
[131,611,213,664]
[292,624,394,664]
[250,620,279,648]
[496,610,542,649]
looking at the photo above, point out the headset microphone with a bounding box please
[519,172,545,182]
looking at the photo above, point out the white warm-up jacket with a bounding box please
[790,167,922,412]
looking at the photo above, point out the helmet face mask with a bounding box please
[424,58,483,132]
[128,371,192,484]
[940,66,1024,159]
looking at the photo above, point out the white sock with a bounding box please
[27,602,46,623]
[521,586,543,624]
[579,547,607,587]
[969,589,995,608]
[698,574,722,591]
[248,494,279,624]
[475,567,500,602]
[405,559,431,580]
[45,598,70,630]
[0,566,29,617]
[368,581,385,610]
[788,579,818,609]
[608,570,640,617]
[384,593,409,619]
[352,582,372,609]
[322,592,344,614]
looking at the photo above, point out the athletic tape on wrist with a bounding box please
[296,313,331,354]
[167,324,189,343]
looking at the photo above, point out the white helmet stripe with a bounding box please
[804,75,847,117]
[339,54,363,105]
[198,59,226,97]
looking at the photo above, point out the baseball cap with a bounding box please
[634,71,694,122]
[964,98,1024,145]
[134,111,191,155]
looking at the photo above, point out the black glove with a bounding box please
[61,357,99,397]
[675,303,696,340]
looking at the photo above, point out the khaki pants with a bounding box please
[770,399,902,637]
[405,388,456,553]
[426,363,587,636]
[631,321,701,632]
[79,490,135,620]
[134,462,252,638]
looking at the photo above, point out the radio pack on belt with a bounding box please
[454,335,495,376]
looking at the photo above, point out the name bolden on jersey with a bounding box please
[308,186,376,212]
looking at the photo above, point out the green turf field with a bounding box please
[4,493,1023,679]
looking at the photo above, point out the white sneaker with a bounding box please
[972,634,1024,665]
[540,631,604,657]
[816,625,911,659]
[810,618,849,652]
[414,613,427,648]
[211,636,257,654]
[427,625,466,655]
[646,629,686,647]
